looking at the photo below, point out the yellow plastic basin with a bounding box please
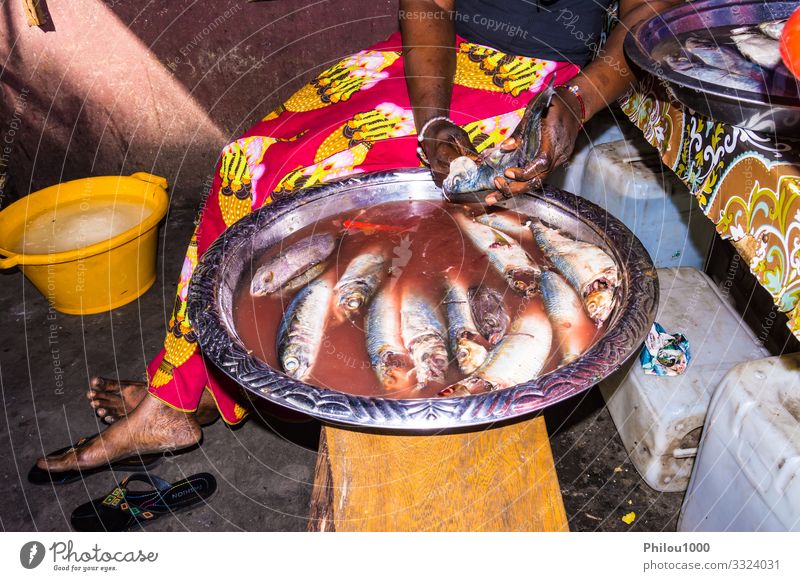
[0,172,169,315]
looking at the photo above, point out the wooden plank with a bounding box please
[308,428,335,532]
[311,416,568,532]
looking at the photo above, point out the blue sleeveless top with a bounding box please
[455,0,615,65]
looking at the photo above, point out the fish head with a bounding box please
[281,352,310,381]
[585,288,616,325]
[442,155,501,198]
[377,351,415,392]
[455,337,489,375]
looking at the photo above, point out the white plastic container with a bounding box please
[599,268,769,492]
[679,354,800,531]
[580,138,716,270]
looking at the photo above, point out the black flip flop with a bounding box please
[70,472,217,532]
[28,434,162,486]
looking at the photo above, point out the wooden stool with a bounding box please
[309,415,568,531]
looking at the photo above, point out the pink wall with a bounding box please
[0,0,398,206]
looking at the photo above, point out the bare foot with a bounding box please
[36,395,202,472]
[86,377,148,424]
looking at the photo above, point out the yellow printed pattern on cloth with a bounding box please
[315,102,415,163]
[455,42,557,96]
[285,50,400,112]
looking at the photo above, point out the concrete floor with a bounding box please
[0,203,683,532]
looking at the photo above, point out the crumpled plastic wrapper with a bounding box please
[639,322,691,376]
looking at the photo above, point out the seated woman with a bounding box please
[38,0,677,473]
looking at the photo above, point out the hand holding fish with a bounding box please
[419,118,479,187]
[489,88,583,205]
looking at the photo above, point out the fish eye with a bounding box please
[284,357,300,371]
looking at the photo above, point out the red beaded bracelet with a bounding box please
[557,84,586,126]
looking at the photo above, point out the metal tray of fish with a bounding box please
[188,169,657,431]
[624,0,800,137]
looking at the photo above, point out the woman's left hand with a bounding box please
[487,88,582,205]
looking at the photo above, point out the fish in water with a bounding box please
[333,247,387,319]
[439,301,552,397]
[731,31,783,69]
[664,53,765,93]
[443,277,489,375]
[400,288,450,387]
[277,275,334,381]
[442,76,556,199]
[683,36,764,78]
[758,19,787,41]
[474,211,532,243]
[468,286,510,345]
[530,221,619,325]
[455,212,541,295]
[251,233,336,296]
[540,270,596,365]
[732,19,787,41]
[365,286,415,391]
[280,261,328,295]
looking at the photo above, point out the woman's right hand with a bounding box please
[419,118,478,187]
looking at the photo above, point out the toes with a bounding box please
[90,400,101,409]
[96,408,107,418]
[86,389,97,401]
[104,416,116,425]
[90,377,105,389]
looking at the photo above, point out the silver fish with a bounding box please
[758,19,787,40]
[531,221,619,325]
[455,212,541,295]
[468,286,510,345]
[442,76,555,199]
[439,302,552,397]
[443,278,489,375]
[684,36,764,78]
[277,276,333,381]
[731,32,782,69]
[540,270,595,365]
[251,233,336,296]
[280,261,328,295]
[400,289,449,387]
[665,53,765,92]
[365,286,415,392]
[333,247,387,319]
[474,211,532,242]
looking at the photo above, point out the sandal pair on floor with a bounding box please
[29,435,216,531]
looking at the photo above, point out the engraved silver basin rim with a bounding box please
[187,169,658,431]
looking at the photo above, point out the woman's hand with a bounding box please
[420,118,479,187]
[487,88,582,205]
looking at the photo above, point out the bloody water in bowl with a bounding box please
[233,200,605,399]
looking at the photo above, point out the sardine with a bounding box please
[455,212,541,295]
[365,286,415,391]
[531,221,619,325]
[442,76,555,199]
[468,286,510,345]
[333,247,387,319]
[443,278,489,375]
[439,302,552,397]
[684,36,764,78]
[276,276,333,381]
[400,289,449,387]
[251,233,336,296]
[758,19,787,41]
[731,32,782,69]
[474,211,532,242]
[665,53,765,93]
[280,261,328,295]
[540,270,595,365]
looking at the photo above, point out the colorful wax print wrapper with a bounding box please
[639,322,691,376]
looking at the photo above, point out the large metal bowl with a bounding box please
[188,169,658,430]
[624,0,800,137]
